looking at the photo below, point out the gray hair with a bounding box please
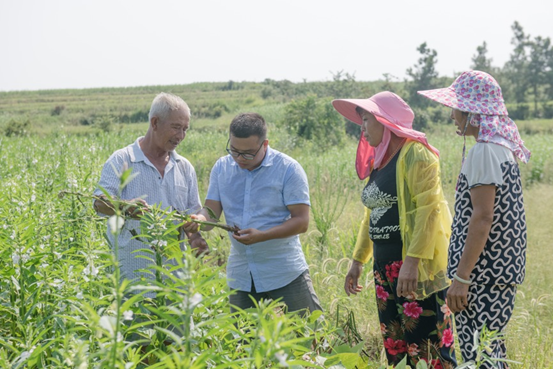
[148,92,190,122]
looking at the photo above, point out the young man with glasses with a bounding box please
[196,112,322,316]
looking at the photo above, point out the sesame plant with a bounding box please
[454,325,521,369]
[0,143,361,368]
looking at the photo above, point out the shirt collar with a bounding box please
[130,136,181,163]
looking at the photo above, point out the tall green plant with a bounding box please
[309,165,351,249]
[282,95,345,149]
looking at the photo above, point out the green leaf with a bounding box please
[204,205,219,221]
[332,341,365,354]
[323,355,342,366]
[324,353,365,369]
[308,309,324,323]
[119,166,140,190]
[395,356,408,369]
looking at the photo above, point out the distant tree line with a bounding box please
[280,21,552,147]
[405,21,553,120]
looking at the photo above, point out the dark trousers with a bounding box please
[229,270,322,317]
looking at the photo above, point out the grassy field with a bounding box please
[1,84,552,368]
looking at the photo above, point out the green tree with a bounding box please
[328,70,360,98]
[405,42,439,108]
[504,21,530,104]
[282,95,345,149]
[381,73,398,93]
[471,41,496,74]
[3,117,30,137]
[547,45,553,100]
[527,36,552,116]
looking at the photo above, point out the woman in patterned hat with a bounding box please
[332,92,457,368]
[418,70,530,368]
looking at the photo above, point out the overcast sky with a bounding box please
[1,0,551,92]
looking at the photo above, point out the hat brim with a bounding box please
[418,86,509,116]
[417,87,458,110]
[332,99,379,126]
[332,98,425,139]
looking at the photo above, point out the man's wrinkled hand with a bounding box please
[124,198,148,219]
[189,236,209,257]
[182,214,205,234]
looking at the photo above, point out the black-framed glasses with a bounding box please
[226,139,264,160]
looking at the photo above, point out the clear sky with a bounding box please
[1,0,551,92]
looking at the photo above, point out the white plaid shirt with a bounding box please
[94,137,201,282]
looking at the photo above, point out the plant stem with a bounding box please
[58,190,240,233]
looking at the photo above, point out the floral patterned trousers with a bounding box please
[373,258,457,368]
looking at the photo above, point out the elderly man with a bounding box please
[93,92,207,284]
[196,112,322,316]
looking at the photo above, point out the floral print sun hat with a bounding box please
[418,70,531,163]
[417,70,508,115]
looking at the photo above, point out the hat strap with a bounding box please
[460,113,473,166]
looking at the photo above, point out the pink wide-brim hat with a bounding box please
[417,70,508,116]
[332,91,416,133]
[332,91,438,179]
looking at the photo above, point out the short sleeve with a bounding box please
[94,151,129,198]
[282,161,310,206]
[465,143,505,188]
[206,159,222,202]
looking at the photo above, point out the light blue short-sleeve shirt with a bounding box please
[206,147,310,293]
[94,137,201,282]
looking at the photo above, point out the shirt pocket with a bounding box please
[174,185,189,212]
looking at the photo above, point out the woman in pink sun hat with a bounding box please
[419,70,530,368]
[333,92,457,368]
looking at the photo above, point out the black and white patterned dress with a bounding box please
[449,141,527,367]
